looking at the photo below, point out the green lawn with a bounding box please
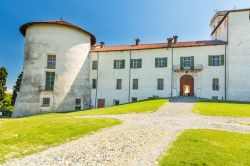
[193,100,250,117]
[58,99,168,117]
[159,129,250,166]
[0,99,167,163]
[0,116,120,163]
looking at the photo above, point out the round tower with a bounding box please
[12,20,96,117]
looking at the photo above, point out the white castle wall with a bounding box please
[227,11,250,101]
[90,45,226,108]
[13,24,91,117]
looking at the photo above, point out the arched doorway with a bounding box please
[180,75,194,96]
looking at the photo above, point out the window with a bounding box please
[45,72,55,90]
[116,79,122,89]
[131,97,137,102]
[180,56,194,70]
[131,59,142,69]
[132,79,138,89]
[114,60,125,69]
[47,55,56,69]
[208,55,224,66]
[212,78,219,91]
[183,57,191,69]
[157,79,164,90]
[155,58,167,68]
[42,98,50,107]
[75,99,81,110]
[92,61,98,70]
[212,56,220,66]
[92,79,97,89]
[113,100,120,105]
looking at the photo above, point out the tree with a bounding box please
[0,67,8,108]
[11,71,23,106]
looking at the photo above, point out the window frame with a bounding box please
[92,61,98,70]
[114,60,125,69]
[45,72,55,91]
[131,97,138,102]
[212,78,220,91]
[131,59,142,69]
[75,98,82,110]
[132,79,138,90]
[157,79,164,90]
[183,57,191,69]
[47,55,56,69]
[116,79,122,90]
[92,79,97,89]
[212,56,220,66]
[155,58,167,68]
[42,98,50,107]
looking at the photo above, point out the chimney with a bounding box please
[100,42,105,48]
[167,38,173,47]
[135,38,140,45]
[173,35,178,44]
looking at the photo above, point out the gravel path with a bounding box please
[3,98,250,166]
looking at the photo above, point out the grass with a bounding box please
[193,100,250,117]
[57,98,168,117]
[0,99,167,163]
[159,129,250,166]
[0,116,120,163]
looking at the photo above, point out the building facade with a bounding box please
[13,8,250,117]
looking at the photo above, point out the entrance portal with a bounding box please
[180,75,194,96]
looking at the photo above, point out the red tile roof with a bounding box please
[20,20,96,45]
[91,40,227,52]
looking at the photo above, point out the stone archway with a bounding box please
[180,75,194,96]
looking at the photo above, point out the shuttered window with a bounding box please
[155,58,167,68]
[114,60,125,69]
[45,72,55,90]
[130,59,142,69]
[208,55,224,66]
[180,56,194,69]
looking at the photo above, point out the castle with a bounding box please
[13,8,250,117]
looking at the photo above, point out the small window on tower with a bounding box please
[42,98,50,107]
[75,99,82,110]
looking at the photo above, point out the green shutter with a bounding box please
[164,58,168,67]
[220,55,224,66]
[130,59,133,68]
[114,60,116,69]
[191,56,194,69]
[208,56,213,66]
[122,60,125,69]
[139,59,142,68]
[155,58,158,68]
[180,57,184,69]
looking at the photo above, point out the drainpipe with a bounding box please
[95,52,100,108]
[171,47,174,98]
[128,51,132,102]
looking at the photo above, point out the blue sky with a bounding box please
[1,0,250,89]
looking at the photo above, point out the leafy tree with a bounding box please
[0,67,8,108]
[11,71,23,106]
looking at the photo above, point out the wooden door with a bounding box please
[98,99,105,108]
[180,75,194,96]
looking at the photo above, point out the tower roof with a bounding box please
[20,20,96,45]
